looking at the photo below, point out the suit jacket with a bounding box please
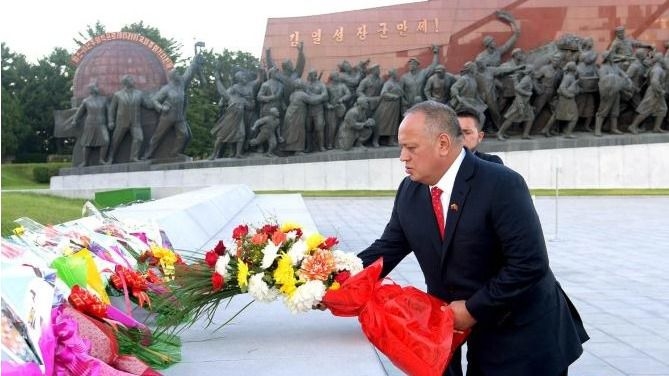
[474,150,503,165]
[358,149,588,375]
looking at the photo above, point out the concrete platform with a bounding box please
[162,298,384,376]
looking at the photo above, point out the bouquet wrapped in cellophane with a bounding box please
[152,221,363,330]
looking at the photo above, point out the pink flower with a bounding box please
[251,233,268,246]
[271,230,286,246]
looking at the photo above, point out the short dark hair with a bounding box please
[405,100,462,139]
[456,107,486,131]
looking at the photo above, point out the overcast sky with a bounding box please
[1,0,414,63]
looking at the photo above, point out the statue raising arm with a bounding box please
[495,10,521,57]
[419,44,442,85]
[294,41,305,80]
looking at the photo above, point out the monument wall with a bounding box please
[50,134,669,197]
[261,0,669,74]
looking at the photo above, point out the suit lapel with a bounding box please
[441,151,476,263]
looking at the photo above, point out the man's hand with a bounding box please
[448,300,477,331]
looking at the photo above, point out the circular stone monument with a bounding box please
[57,32,176,166]
[71,32,173,102]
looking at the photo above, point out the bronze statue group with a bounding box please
[209,22,667,161]
[73,17,669,166]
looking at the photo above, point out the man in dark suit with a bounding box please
[456,108,503,164]
[358,101,588,375]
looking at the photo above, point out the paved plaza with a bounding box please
[304,195,669,376]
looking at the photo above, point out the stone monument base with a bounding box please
[50,133,669,195]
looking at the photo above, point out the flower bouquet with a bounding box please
[67,285,181,371]
[152,221,363,330]
[144,220,468,376]
[106,243,183,324]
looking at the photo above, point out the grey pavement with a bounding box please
[303,196,669,376]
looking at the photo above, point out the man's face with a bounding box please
[459,116,483,152]
[398,112,447,185]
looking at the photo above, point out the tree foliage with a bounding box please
[73,21,107,47]
[2,44,36,160]
[121,21,182,63]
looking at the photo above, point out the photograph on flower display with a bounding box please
[1,298,41,365]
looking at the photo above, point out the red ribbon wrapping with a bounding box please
[69,283,153,347]
[110,265,152,310]
[322,259,469,376]
[68,285,107,319]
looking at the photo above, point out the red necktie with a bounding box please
[431,186,445,239]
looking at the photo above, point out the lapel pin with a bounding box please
[449,203,459,212]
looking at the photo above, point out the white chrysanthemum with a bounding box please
[261,242,280,269]
[286,239,308,265]
[284,280,326,314]
[214,253,231,279]
[286,231,298,240]
[333,250,363,275]
[248,273,280,303]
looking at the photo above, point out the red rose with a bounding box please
[232,224,249,240]
[259,224,279,235]
[294,228,303,238]
[211,273,224,292]
[334,270,351,284]
[204,250,219,268]
[214,240,226,256]
[319,236,339,249]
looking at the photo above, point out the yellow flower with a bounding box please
[12,226,25,236]
[273,254,297,296]
[151,244,178,264]
[151,244,178,280]
[306,233,325,252]
[280,221,301,233]
[237,261,249,289]
[329,281,341,291]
